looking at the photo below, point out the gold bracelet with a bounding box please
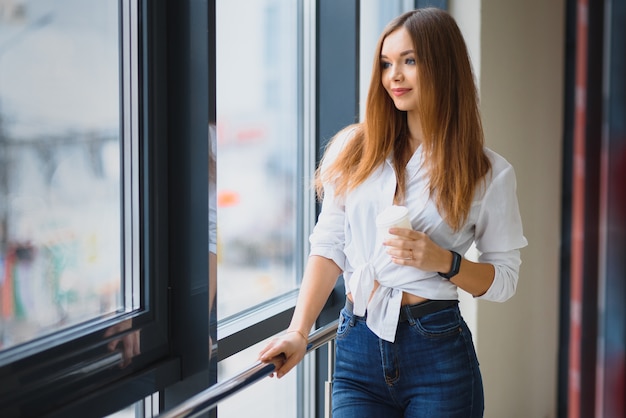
[286,329,308,343]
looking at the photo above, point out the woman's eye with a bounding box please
[381,61,391,69]
[406,58,416,65]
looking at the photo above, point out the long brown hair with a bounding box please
[316,8,490,231]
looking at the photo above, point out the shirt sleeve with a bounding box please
[474,162,528,302]
[308,132,353,271]
[476,250,521,302]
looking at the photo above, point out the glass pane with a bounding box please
[0,0,122,350]
[216,0,300,320]
[218,338,297,418]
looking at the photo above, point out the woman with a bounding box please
[259,8,527,417]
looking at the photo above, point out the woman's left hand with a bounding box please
[384,227,452,274]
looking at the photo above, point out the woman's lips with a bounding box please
[391,88,411,97]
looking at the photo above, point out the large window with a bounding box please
[0,1,176,416]
[215,1,305,416]
[212,1,317,417]
[0,0,126,352]
[215,0,304,322]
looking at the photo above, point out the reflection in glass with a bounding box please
[209,124,217,361]
[0,0,121,350]
[216,0,300,320]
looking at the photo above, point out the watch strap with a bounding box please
[438,250,462,279]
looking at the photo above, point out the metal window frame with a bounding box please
[122,0,141,312]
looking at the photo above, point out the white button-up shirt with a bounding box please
[309,129,528,342]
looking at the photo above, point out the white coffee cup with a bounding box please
[376,205,412,243]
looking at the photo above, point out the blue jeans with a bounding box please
[332,302,484,418]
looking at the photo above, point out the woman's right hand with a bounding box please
[258,330,308,378]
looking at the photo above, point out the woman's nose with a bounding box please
[391,66,403,81]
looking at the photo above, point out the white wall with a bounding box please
[451,0,565,417]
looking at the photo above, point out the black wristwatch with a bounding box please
[438,250,462,279]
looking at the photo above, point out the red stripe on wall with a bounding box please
[569,1,589,417]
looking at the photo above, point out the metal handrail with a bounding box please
[158,319,339,418]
